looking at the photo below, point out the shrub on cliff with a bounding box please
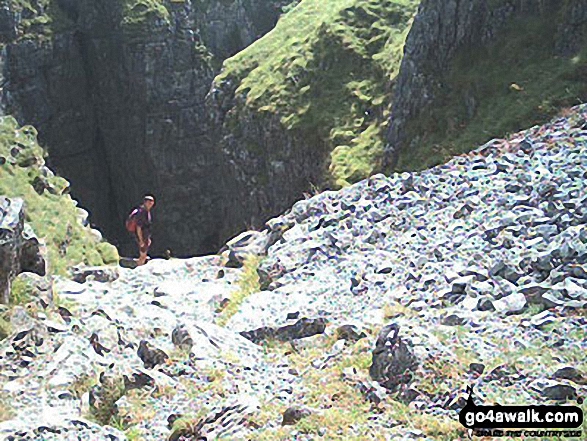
[0,116,118,275]
[4,0,73,40]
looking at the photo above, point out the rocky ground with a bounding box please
[1,106,587,440]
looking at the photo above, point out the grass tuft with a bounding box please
[216,255,262,327]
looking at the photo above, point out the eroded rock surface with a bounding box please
[0,196,45,303]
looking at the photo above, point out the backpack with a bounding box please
[125,207,140,233]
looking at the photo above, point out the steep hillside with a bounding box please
[3,0,587,262]
[386,0,587,171]
[212,0,418,189]
[0,116,118,275]
[0,107,586,440]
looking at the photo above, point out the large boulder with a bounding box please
[369,324,418,394]
[0,196,46,304]
[221,227,284,268]
[240,317,328,344]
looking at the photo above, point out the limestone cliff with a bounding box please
[208,0,418,231]
[3,0,587,259]
[0,0,289,256]
[385,0,587,170]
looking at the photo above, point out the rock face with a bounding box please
[385,0,587,168]
[196,0,291,59]
[207,88,330,234]
[206,0,419,229]
[0,196,45,303]
[0,0,289,257]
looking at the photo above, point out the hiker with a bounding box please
[126,195,155,266]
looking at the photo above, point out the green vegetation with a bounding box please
[8,277,35,305]
[397,14,587,170]
[0,116,119,276]
[0,392,13,422]
[254,330,465,440]
[87,376,126,425]
[113,389,157,437]
[253,333,384,440]
[122,0,170,29]
[216,255,262,326]
[124,427,145,441]
[217,0,419,187]
[69,373,98,400]
[6,0,73,41]
[168,409,212,441]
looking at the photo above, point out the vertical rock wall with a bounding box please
[384,0,587,168]
[0,0,288,256]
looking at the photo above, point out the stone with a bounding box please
[137,340,169,369]
[469,363,485,375]
[492,292,526,315]
[281,406,312,426]
[123,371,155,391]
[520,283,551,305]
[489,261,522,284]
[442,314,467,326]
[171,324,194,351]
[222,229,283,267]
[477,297,495,312]
[451,276,474,295]
[529,310,556,328]
[71,266,119,284]
[369,324,418,393]
[240,317,327,344]
[541,383,577,401]
[335,324,367,342]
[0,197,45,304]
[461,296,479,310]
[552,367,587,385]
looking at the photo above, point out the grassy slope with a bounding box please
[396,14,587,171]
[216,0,418,188]
[0,117,118,275]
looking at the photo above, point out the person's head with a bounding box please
[143,195,155,211]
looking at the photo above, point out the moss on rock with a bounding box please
[0,116,118,275]
[216,0,419,188]
[121,0,170,29]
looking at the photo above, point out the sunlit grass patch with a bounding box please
[216,255,262,327]
[397,13,587,171]
[216,0,419,187]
